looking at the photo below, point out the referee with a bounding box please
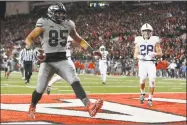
[20,48,35,84]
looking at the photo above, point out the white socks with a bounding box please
[148,94,153,100]
[140,89,145,94]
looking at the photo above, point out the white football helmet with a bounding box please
[141,23,153,39]
[99,45,105,52]
[141,23,153,31]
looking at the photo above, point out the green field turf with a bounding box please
[1,72,186,94]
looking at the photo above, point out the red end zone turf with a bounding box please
[1,93,186,124]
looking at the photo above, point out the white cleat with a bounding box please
[148,99,152,107]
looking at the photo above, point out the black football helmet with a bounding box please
[47,2,66,23]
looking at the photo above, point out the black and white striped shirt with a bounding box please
[19,48,35,63]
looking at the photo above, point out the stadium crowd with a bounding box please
[1,1,186,78]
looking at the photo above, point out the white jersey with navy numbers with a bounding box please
[135,36,160,60]
[36,18,75,54]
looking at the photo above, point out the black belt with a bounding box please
[45,52,67,62]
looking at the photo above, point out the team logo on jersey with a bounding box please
[1,93,186,124]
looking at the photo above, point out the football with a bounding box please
[34,48,46,62]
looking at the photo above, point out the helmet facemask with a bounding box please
[140,23,153,40]
[47,3,66,24]
[54,10,66,23]
[141,30,152,40]
[100,48,105,52]
[99,46,105,52]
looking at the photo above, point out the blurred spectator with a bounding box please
[1,1,186,78]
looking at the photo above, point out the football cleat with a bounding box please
[87,99,103,117]
[28,104,36,119]
[148,99,152,107]
[46,86,51,95]
[140,93,145,104]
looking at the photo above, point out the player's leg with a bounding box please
[20,63,24,79]
[46,75,62,95]
[29,62,55,118]
[24,62,29,84]
[147,62,156,107]
[4,67,8,77]
[56,60,103,117]
[138,61,147,104]
[6,66,12,79]
[27,62,33,83]
[102,63,107,84]
[99,62,105,84]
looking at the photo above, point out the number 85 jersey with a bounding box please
[36,18,75,53]
[134,36,160,60]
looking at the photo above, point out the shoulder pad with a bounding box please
[65,20,75,30]
[36,18,45,27]
[151,36,160,43]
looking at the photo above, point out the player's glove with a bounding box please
[137,55,145,60]
[148,52,157,58]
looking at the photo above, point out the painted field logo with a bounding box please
[1,93,186,124]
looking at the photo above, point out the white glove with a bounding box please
[137,55,145,60]
[145,55,152,60]
[148,52,157,58]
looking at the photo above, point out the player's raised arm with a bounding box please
[25,27,44,49]
[69,28,93,52]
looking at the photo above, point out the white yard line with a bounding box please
[171,88,183,90]
[1,92,186,95]
[133,97,186,103]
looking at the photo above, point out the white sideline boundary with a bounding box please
[1,92,186,95]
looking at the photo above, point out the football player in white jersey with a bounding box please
[99,45,109,84]
[25,2,103,118]
[46,36,75,94]
[134,23,162,106]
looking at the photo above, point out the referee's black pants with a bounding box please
[24,61,33,83]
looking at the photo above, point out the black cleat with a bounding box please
[46,86,51,95]
[102,82,106,84]
[25,79,29,84]
[140,94,145,104]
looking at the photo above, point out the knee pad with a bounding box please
[149,78,155,87]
